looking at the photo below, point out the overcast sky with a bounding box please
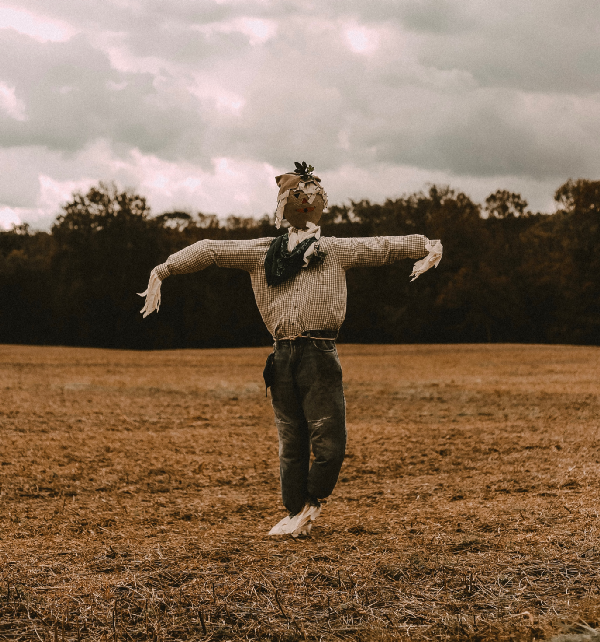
[1,0,599,229]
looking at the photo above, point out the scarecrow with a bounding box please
[139,162,443,537]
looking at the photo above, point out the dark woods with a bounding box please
[1,179,599,349]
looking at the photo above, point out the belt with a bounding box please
[274,330,338,347]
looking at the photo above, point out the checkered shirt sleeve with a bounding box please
[329,234,429,269]
[153,238,273,280]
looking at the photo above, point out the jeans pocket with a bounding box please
[263,351,275,393]
[311,339,336,352]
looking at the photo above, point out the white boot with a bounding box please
[268,514,293,535]
[268,501,321,536]
[290,502,321,537]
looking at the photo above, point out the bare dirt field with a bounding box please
[1,343,600,641]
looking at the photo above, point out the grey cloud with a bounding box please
[123,22,256,66]
[0,31,210,160]
[418,31,600,95]
[335,79,600,180]
[13,0,236,32]
[312,0,462,27]
[418,101,594,180]
[398,0,473,34]
[320,0,600,93]
[1,0,600,211]
[412,1,600,93]
[0,147,46,208]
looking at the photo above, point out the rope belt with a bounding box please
[275,331,337,342]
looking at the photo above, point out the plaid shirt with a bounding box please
[154,235,429,339]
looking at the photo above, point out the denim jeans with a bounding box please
[270,336,346,515]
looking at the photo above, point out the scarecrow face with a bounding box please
[283,192,324,229]
[274,169,328,229]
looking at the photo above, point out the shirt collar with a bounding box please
[287,222,321,252]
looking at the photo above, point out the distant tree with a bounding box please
[0,223,32,256]
[0,224,54,345]
[551,179,600,342]
[196,212,220,229]
[154,211,192,231]
[10,223,31,235]
[554,178,600,216]
[485,190,528,218]
[49,182,167,348]
[53,181,151,238]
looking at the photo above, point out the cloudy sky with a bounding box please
[1,0,599,229]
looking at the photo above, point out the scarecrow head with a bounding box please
[274,162,328,229]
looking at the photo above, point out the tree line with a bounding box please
[1,179,599,349]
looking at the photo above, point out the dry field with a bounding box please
[1,343,600,642]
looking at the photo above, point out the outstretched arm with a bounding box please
[329,234,442,279]
[138,237,271,317]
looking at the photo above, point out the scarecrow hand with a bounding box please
[138,268,163,317]
[410,240,443,281]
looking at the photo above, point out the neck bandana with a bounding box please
[264,230,325,287]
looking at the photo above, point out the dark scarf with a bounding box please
[264,233,324,287]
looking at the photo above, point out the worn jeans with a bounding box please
[270,335,346,515]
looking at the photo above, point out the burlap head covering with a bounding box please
[274,163,328,229]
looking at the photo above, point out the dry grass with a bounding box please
[1,343,600,641]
